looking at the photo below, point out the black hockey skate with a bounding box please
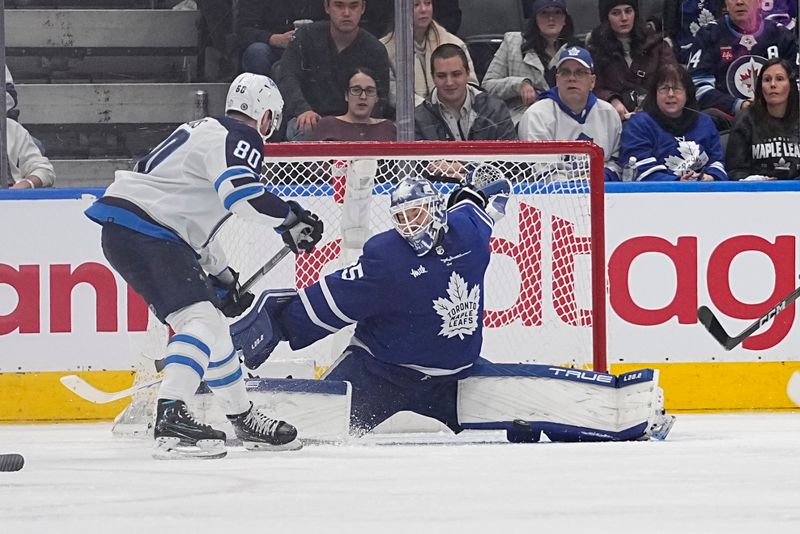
[227,403,302,451]
[153,399,227,460]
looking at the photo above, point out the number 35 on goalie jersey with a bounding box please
[102,116,289,252]
[277,202,495,373]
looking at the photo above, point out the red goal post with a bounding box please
[213,140,608,372]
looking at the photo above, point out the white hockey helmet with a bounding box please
[389,176,447,257]
[226,72,284,141]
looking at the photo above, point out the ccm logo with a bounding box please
[250,334,264,350]
[548,368,614,384]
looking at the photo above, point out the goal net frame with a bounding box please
[257,140,607,372]
[116,140,607,436]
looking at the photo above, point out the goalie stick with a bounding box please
[0,453,24,472]
[697,285,800,350]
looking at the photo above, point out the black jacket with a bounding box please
[276,21,391,119]
[236,0,327,49]
[414,88,517,141]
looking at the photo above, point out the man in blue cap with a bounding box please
[518,46,623,181]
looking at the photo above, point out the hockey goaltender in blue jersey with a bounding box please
[279,197,493,375]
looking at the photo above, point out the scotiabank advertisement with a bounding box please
[2,184,800,413]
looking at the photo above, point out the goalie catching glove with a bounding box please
[209,267,254,318]
[447,163,513,223]
[275,200,324,254]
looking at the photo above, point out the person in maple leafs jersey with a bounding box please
[686,0,798,117]
[235,174,506,434]
[231,172,677,442]
[620,63,728,181]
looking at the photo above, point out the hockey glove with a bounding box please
[447,184,486,209]
[209,268,255,318]
[230,289,296,369]
[275,200,324,254]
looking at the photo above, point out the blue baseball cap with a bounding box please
[556,46,594,72]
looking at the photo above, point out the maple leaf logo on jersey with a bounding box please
[432,272,481,340]
[665,141,709,175]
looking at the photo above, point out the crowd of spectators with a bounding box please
[6,0,800,189]
[208,0,797,181]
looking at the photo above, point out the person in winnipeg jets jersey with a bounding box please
[85,73,323,458]
[231,173,676,442]
[686,0,798,117]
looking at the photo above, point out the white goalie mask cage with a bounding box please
[389,176,447,256]
[225,72,284,141]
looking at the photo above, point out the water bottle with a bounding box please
[194,90,208,121]
[621,156,638,182]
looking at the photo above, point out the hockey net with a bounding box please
[117,141,606,434]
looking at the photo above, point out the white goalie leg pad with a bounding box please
[457,363,662,441]
[188,377,353,443]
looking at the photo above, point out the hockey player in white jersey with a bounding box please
[85,73,323,458]
[231,171,675,443]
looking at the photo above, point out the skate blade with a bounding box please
[242,438,304,452]
[650,415,677,441]
[152,436,227,460]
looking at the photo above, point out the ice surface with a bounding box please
[1,414,799,533]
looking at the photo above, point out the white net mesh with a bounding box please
[117,141,606,432]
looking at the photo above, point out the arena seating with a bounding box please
[5,2,222,187]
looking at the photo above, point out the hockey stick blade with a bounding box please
[697,305,741,350]
[697,285,800,350]
[59,375,162,404]
[0,453,24,472]
[241,245,292,294]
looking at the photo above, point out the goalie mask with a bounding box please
[389,176,447,256]
[226,72,284,141]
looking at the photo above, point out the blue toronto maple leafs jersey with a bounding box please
[620,111,727,181]
[686,15,798,113]
[277,200,494,374]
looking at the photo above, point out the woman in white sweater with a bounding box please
[482,0,577,125]
[6,118,55,189]
[381,0,477,107]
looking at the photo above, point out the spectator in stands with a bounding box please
[5,65,18,120]
[519,46,622,181]
[5,118,55,189]
[587,1,677,122]
[761,1,796,31]
[276,0,390,141]
[686,0,798,120]
[620,63,727,181]
[726,58,800,180]
[414,44,517,141]
[237,0,327,78]
[309,68,397,141]
[381,0,476,107]
[483,0,578,125]
[662,1,723,64]
[363,0,462,38]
